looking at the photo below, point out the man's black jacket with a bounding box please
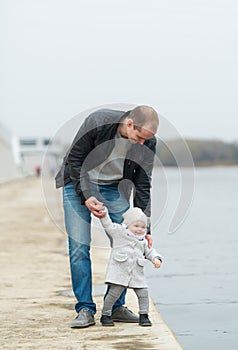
[55,109,157,218]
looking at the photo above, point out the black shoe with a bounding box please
[111,306,139,323]
[100,315,115,326]
[139,314,152,326]
[70,309,95,328]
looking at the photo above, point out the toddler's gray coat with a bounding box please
[100,212,162,288]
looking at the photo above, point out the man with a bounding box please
[55,105,159,328]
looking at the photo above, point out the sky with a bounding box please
[1,0,238,142]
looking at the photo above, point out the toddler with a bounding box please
[99,207,162,326]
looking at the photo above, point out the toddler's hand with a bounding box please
[98,206,108,217]
[85,196,105,218]
[153,258,162,268]
[94,204,105,212]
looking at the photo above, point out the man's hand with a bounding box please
[145,234,153,248]
[85,196,105,218]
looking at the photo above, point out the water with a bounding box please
[146,166,238,350]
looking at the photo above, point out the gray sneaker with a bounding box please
[111,306,139,323]
[71,309,95,328]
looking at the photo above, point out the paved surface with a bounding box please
[0,177,183,349]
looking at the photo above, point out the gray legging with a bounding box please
[102,284,149,316]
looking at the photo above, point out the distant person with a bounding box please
[35,166,41,177]
[99,206,162,327]
[55,106,159,328]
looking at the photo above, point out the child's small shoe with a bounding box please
[100,314,115,326]
[139,314,152,326]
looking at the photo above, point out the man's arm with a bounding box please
[67,116,97,202]
[134,137,157,245]
[133,137,157,217]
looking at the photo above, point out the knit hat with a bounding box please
[122,207,147,226]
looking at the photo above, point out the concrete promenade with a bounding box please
[0,177,183,350]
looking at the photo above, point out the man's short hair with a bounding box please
[129,106,159,133]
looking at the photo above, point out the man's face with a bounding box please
[127,124,155,144]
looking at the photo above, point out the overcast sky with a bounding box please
[1,0,238,141]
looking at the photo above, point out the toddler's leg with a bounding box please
[134,288,152,326]
[102,285,125,316]
[134,288,149,314]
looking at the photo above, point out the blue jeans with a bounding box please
[63,181,130,315]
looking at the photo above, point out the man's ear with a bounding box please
[126,118,134,128]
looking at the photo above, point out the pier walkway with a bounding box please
[0,177,183,350]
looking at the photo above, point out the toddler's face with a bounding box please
[127,220,146,235]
